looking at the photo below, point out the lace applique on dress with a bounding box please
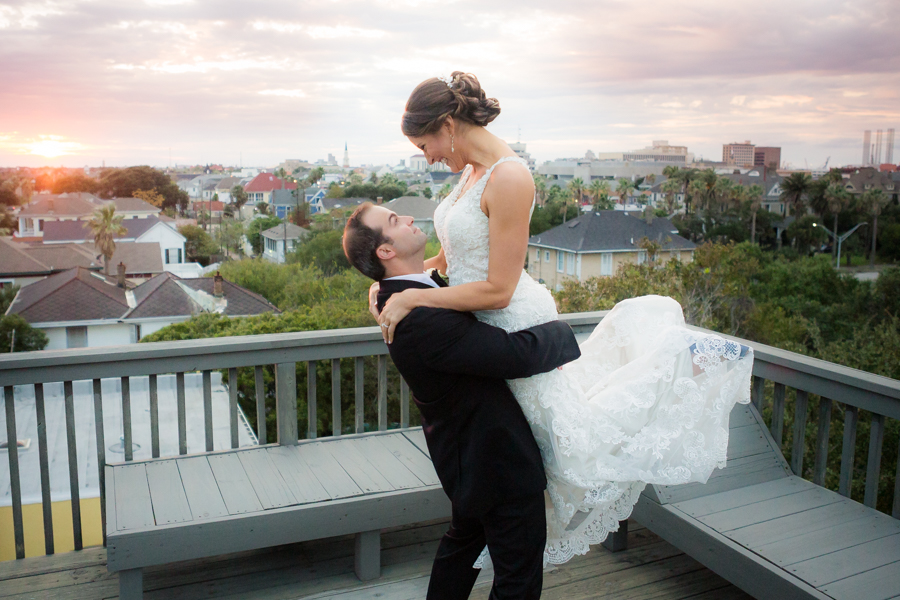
[434,157,754,568]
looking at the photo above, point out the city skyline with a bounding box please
[1,0,898,170]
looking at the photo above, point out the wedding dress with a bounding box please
[433,156,754,567]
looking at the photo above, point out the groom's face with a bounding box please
[361,205,427,264]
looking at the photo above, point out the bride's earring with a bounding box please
[451,134,455,153]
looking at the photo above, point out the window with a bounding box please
[674,251,682,262]
[265,237,276,253]
[600,253,612,276]
[0,280,13,289]
[165,248,182,264]
[567,253,575,275]
[544,251,550,263]
[637,250,647,265]
[556,251,564,273]
[66,326,87,349]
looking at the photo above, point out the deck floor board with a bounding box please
[0,519,754,600]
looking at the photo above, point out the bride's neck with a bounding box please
[459,127,511,173]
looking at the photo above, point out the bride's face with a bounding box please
[407,123,462,173]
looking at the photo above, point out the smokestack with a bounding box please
[875,130,884,165]
[863,130,872,165]
[886,129,895,165]
[117,262,126,288]
[213,271,224,297]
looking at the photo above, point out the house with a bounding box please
[5,267,280,349]
[15,193,160,238]
[243,173,297,205]
[0,238,164,289]
[271,188,303,220]
[383,196,440,235]
[527,211,696,289]
[41,215,186,269]
[261,223,309,264]
[845,167,899,203]
[190,200,225,219]
[214,177,243,203]
[320,197,367,215]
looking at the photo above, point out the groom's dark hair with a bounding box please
[343,202,391,281]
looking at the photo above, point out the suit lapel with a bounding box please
[376,279,434,313]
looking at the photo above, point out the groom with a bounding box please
[342,202,580,600]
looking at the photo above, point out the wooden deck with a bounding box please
[0,519,754,600]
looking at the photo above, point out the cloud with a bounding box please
[258,89,307,98]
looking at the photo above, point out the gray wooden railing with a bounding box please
[1,312,897,563]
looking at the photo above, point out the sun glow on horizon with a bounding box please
[24,136,83,158]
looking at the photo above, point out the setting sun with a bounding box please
[25,137,81,157]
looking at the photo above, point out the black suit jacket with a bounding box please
[378,278,581,517]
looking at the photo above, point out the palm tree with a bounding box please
[697,170,718,213]
[88,204,127,275]
[660,179,681,214]
[780,172,812,217]
[859,188,889,267]
[824,182,851,259]
[589,179,611,210]
[712,177,733,214]
[616,178,634,207]
[687,179,707,216]
[532,174,548,206]
[746,184,765,244]
[564,177,585,223]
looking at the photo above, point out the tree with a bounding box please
[859,189,889,267]
[616,178,634,207]
[98,166,188,212]
[348,172,364,186]
[422,186,433,199]
[660,179,681,215]
[786,215,828,254]
[589,179,611,210]
[438,183,453,200]
[51,172,99,194]
[824,182,851,258]
[325,182,343,198]
[88,204,127,274]
[533,174,548,205]
[565,177,585,223]
[0,314,48,353]
[133,189,166,208]
[178,224,219,265]
[0,204,14,235]
[780,172,812,217]
[289,229,350,275]
[295,167,324,227]
[245,216,283,255]
[232,185,249,213]
[215,218,245,258]
[746,184,765,244]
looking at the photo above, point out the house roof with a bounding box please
[528,211,697,253]
[18,193,100,218]
[8,267,130,322]
[214,177,242,190]
[321,197,367,212]
[384,196,439,220]
[125,272,280,319]
[191,200,225,212]
[106,197,159,213]
[243,173,297,193]
[108,241,164,274]
[42,215,165,242]
[17,243,100,271]
[261,223,309,240]
[0,237,53,275]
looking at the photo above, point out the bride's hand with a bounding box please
[378,289,419,344]
[368,282,380,321]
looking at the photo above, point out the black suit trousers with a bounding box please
[426,491,547,600]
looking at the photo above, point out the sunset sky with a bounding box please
[1,0,898,170]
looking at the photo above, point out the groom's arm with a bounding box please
[403,308,580,379]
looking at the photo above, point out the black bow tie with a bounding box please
[429,270,448,288]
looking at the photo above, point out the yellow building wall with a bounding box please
[0,498,104,561]
[528,246,693,288]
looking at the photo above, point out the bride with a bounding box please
[376,71,753,566]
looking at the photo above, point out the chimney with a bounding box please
[213,271,224,297]
[117,262,126,288]
[376,196,383,205]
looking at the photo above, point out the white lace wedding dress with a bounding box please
[434,156,754,567]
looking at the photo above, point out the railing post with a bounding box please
[332,358,342,437]
[92,378,107,545]
[4,386,25,559]
[751,376,765,412]
[307,361,317,439]
[377,355,387,431]
[254,365,267,445]
[770,383,786,447]
[813,397,832,486]
[202,370,213,452]
[791,390,808,476]
[35,383,54,554]
[64,380,82,550]
[839,405,859,498]
[863,413,885,509]
[275,363,298,445]
[229,368,239,449]
[355,357,365,434]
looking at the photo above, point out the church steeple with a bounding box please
[342,142,350,168]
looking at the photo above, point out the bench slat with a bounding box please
[821,560,900,600]
[676,477,810,518]
[177,456,228,520]
[267,445,331,505]
[114,464,154,531]
[301,441,364,499]
[330,439,394,494]
[788,533,900,587]
[355,437,424,490]
[374,434,441,487]
[403,429,430,458]
[659,466,790,505]
[238,448,297,509]
[728,404,756,429]
[146,461,192,525]
[208,453,263,515]
[726,424,776,460]
[699,487,843,533]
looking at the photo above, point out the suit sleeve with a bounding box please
[405,308,581,379]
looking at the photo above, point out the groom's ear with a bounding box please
[375,243,395,261]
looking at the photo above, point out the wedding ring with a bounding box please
[381,323,389,328]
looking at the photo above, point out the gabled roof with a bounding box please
[125,272,280,319]
[191,201,225,212]
[384,196,439,220]
[179,278,280,317]
[214,177,242,190]
[42,215,169,242]
[18,193,100,218]
[106,197,159,213]
[528,211,696,253]
[18,243,100,271]
[8,267,130,322]
[0,237,52,275]
[243,173,297,193]
[262,223,309,240]
[108,242,164,274]
[321,197,367,212]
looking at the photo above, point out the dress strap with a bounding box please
[474,156,528,193]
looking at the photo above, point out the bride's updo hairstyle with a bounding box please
[402,71,501,137]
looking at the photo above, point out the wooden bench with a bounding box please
[630,403,900,600]
[105,428,450,600]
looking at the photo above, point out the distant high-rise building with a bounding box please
[342,142,350,168]
[508,141,536,171]
[887,129,895,164]
[754,147,781,170]
[723,141,755,166]
[863,130,872,165]
[875,130,884,165]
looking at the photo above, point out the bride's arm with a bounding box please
[378,164,533,342]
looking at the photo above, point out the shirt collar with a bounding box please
[383,273,439,288]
